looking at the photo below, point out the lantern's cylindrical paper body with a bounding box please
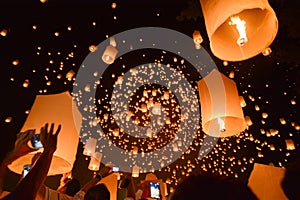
[239,96,246,107]
[199,0,278,61]
[198,69,246,137]
[8,91,82,176]
[102,45,118,64]
[88,152,102,171]
[83,137,97,156]
[132,165,140,177]
[285,139,295,150]
[193,30,203,44]
[162,182,168,196]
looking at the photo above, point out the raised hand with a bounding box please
[98,165,112,179]
[40,123,61,153]
[13,129,36,158]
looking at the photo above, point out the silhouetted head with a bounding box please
[84,183,110,200]
[170,173,257,200]
[64,178,81,197]
[281,158,300,200]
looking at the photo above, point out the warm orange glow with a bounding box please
[83,137,97,156]
[88,152,102,171]
[102,45,118,64]
[229,16,248,46]
[285,139,295,150]
[23,79,29,88]
[199,0,278,61]
[132,165,140,177]
[239,96,246,107]
[217,117,226,132]
[89,45,97,52]
[5,117,12,123]
[193,30,203,44]
[249,164,288,200]
[198,70,246,137]
[66,70,75,81]
[111,2,117,9]
[0,29,8,37]
[262,47,272,56]
[8,92,82,176]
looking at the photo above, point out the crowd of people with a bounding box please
[0,123,299,200]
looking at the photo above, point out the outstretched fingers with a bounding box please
[55,124,61,136]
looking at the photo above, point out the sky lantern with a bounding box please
[102,37,118,64]
[198,69,246,137]
[0,29,8,37]
[152,102,162,115]
[88,152,102,171]
[239,96,246,107]
[199,0,278,61]
[248,163,288,199]
[285,139,295,150]
[8,91,82,176]
[132,165,140,178]
[83,137,97,156]
[262,47,272,56]
[193,30,203,49]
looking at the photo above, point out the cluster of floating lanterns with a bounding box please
[1,0,299,190]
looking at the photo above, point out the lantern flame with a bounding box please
[229,16,248,47]
[218,117,226,132]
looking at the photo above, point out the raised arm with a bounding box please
[0,129,36,194]
[73,165,112,200]
[121,173,136,199]
[2,123,61,200]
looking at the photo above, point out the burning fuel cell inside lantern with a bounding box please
[218,118,226,132]
[229,16,248,47]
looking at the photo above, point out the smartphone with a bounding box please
[112,166,119,172]
[22,164,31,177]
[31,134,43,149]
[150,182,160,199]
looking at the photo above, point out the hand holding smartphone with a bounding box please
[150,182,160,199]
[22,164,31,177]
[31,134,43,149]
[112,166,119,172]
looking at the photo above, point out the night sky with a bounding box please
[0,0,299,194]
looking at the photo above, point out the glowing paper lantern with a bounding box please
[66,70,75,81]
[198,69,246,137]
[193,30,203,45]
[88,152,102,171]
[248,163,288,200]
[199,0,278,61]
[5,117,12,123]
[132,165,140,178]
[262,47,272,56]
[98,173,118,200]
[152,102,162,115]
[285,139,295,150]
[269,144,275,151]
[89,45,97,52]
[23,79,29,88]
[102,45,118,64]
[279,118,286,125]
[245,116,253,126]
[229,71,234,79]
[239,96,246,107]
[162,182,168,197]
[262,112,268,118]
[0,29,8,37]
[8,91,82,175]
[83,137,97,156]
